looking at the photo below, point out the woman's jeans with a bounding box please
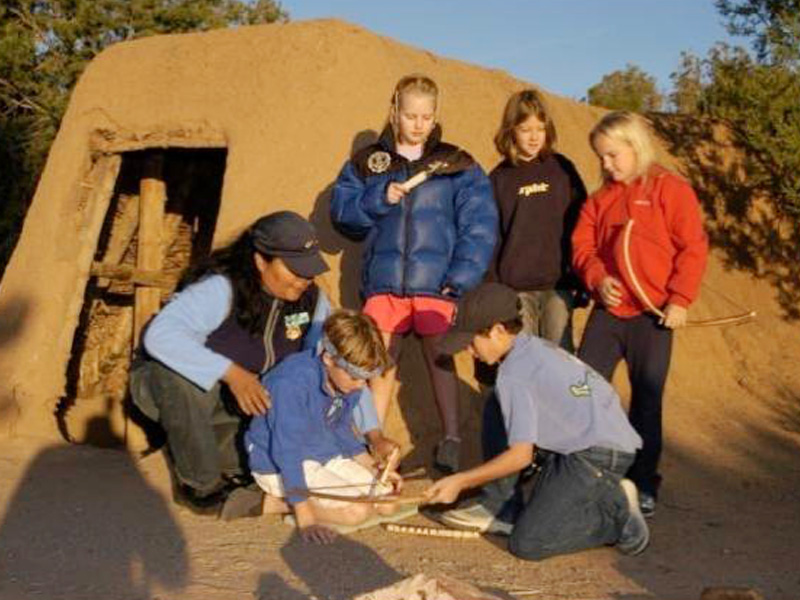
[130,359,247,495]
[480,393,633,561]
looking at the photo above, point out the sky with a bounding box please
[281,0,741,102]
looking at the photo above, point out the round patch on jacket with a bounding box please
[367,151,391,174]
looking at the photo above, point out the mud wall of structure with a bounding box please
[0,19,609,453]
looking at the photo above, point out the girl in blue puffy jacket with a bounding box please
[331,74,498,473]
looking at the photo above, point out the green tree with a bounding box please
[586,64,663,112]
[715,0,800,67]
[669,51,704,114]
[0,0,286,272]
[693,1,800,216]
[700,43,800,216]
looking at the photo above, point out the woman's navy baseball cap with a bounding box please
[250,211,329,279]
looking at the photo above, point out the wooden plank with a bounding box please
[91,262,180,290]
[133,152,166,348]
[96,193,140,287]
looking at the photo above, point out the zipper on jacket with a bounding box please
[261,298,283,373]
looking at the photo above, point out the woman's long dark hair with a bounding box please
[178,229,271,335]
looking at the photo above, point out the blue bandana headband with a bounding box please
[321,336,384,380]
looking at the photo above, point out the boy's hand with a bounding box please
[423,474,465,505]
[300,523,338,545]
[383,469,404,494]
[222,363,270,415]
[294,501,338,544]
[366,431,400,465]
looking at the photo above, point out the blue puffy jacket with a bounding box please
[331,127,498,299]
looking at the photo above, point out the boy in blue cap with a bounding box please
[424,282,649,560]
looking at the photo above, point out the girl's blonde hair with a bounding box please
[589,111,657,182]
[494,89,557,165]
[323,310,391,374]
[388,74,439,135]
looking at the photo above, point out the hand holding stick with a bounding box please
[379,446,401,487]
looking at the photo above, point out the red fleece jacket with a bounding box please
[572,166,708,318]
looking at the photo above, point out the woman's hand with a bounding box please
[423,474,465,505]
[598,276,624,308]
[386,182,408,205]
[661,303,688,329]
[222,363,271,416]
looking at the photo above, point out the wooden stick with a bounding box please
[622,219,756,328]
[379,446,401,486]
[382,523,480,539]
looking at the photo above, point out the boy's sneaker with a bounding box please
[436,503,513,536]
[639,492,656,518]
[433,438,461,474]
[617,479,650,556]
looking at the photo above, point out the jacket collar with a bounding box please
[377,123,443,159]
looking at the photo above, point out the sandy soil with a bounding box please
[1,302,798,600]
[0,20,798,600]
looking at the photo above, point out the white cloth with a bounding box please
[253,456,392,508]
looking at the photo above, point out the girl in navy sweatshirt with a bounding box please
[489,89,587,351]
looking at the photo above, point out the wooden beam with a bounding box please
[133,152,166,348]
[96,193,140,288]
[91,262,180,290]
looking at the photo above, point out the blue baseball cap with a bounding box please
[250,211,329,279]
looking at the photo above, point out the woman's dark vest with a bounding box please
[204,284,319,374]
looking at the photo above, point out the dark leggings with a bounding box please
[578,308,672,497]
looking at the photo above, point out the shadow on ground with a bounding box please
[0,419,188,600]
[255,529,402,600]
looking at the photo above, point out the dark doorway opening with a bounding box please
[58,148,226,447]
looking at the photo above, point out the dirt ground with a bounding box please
[1,289,799,600]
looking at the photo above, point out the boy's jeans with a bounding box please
[479,393,633,560]
[508,447,633,561]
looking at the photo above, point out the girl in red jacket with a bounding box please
[572,111,708,517]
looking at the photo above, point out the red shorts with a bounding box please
[363,294,456,336]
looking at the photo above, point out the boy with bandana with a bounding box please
[246,310,404,544]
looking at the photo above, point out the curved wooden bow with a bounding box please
[622,219,756,328]
[287,488,428,505]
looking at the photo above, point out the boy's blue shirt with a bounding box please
[496,334,642,455]
[245,349,368,504]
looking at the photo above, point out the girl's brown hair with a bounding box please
[494,89,557,165]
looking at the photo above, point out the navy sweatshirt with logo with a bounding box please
[488,153,587,291]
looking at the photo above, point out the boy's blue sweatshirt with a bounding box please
[245,350,368,504]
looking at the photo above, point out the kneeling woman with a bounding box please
[130,211,383,513]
